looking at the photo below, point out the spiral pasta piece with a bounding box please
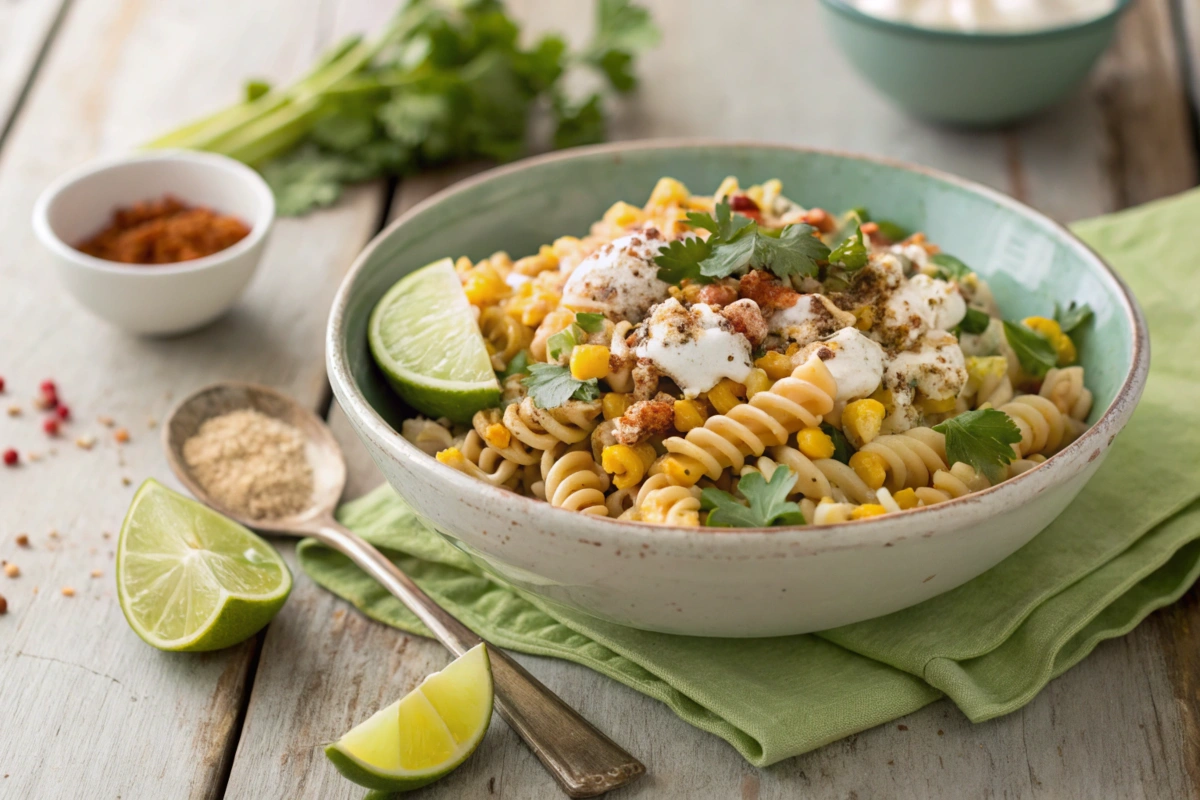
[479,306,532,371]
[1040,366,1093,421]
[859,429,949,492]
[997,395,1071,457]
[914,462,991,506]
[664,355,837,480]
[635,474,702,526]
[401,418,455,456]
[437,431,520,487]
[536,445,611,515]
[607,321,635,393]
[472,408,541,465]
[503,396,602,450]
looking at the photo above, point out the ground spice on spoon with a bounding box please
[182,409,313,520]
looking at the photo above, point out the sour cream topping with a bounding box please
[816,327,886,404]
[885,331,968,403]
[769,293,856,346]
[635,299,753,397]
[882,273,966,344]
[561,230,671,322]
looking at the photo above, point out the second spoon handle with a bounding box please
[309,520,645,798]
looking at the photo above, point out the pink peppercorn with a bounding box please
[3,449,17,466]
[39,380,56,394]
[43,418,60,436]
[56,405,70,421]
[0,376,5,392]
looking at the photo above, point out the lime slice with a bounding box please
[325,643,494,793]
[116,479,292,652]
[369,257,501,424]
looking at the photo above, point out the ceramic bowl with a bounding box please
[818,0,1133,126]
[33,150,274,336]
[328,141,1148,638]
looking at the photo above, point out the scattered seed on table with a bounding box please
[6,405,20,417]
[114,428,130,444]
[102,532,111,540]
[61,586,75,598]
[27,452,41,462]
[121,476,131,486]
[3,449,18,466]
[75,435,95,450]
[15,534,28,547]
[4,563,19,578]
[43,418,59,436]
[90,569,103,579]
[0,594,6,614]
[56,405,70,421]
[97,415,114,427]
[0,376,5,392]
[147,417,157,429]
[48,530,58,539]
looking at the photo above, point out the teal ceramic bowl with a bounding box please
[818,0,1133,126]
[327,142,1149,637]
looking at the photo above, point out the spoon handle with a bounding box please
[309,520,645,798]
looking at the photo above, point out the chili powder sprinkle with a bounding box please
[76,195,250,265]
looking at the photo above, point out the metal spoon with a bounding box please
[163,381,645,798]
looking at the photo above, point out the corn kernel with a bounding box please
[603,392,631,420]
[483,423,510,449]
[850,451,887,490]
[745,184,765,206]
[454,256,474,274]
[893,488,919,510]
[673,399,706,432]
[1055,334,1077,365]
[755,351,793,381]
[603,201,645,228]
[633,442,658,470]
[744,368,772,399]
[842,399,886,448]
[1022,317,1076,366]
[436,448,466,468]
[462,264,509,306]
[570,345,611,380]
[647,177,690,208]
[602,445,646,490]
[662,455,705,486]
[850,504,887,520]
[680,283,704,303]
[797,427,836,460]
[714,176,740,200]
[706,379,744,415]
[853,305,875,331]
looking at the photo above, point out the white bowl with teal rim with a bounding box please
[818,0,1134,126]
[327,141,1148,638]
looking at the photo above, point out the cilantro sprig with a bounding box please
[1003,320,1058,378]
[958,307,991,335]
[701,467,806,527]
[933,408,1022,484]
[521,363,601,408]
[1054,301,1093,334]
[829,225,869,271]
[652,200,830,285]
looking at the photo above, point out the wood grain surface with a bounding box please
[1,0,1198,798]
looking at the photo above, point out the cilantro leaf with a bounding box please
[553,92,606,150]
[821,423,855,464]
[1054,301,1093,334]
[752,223,829,279]
[546,324,583,362]
[829,225,869,271]
[702,467,806,527]
[874,220,909,243]
[575,312,606,333]
[500,350,530,380]
[931,253,972,282]
[1003,320,1058,378]
[959,307,991,335]
[699,234,756,279]
[653,236,713,285]
[934,408,1021,484]
[521,363,600,408]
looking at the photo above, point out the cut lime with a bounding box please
[369,257,501,424]
[325,643,494,793]
[116,479,292,652]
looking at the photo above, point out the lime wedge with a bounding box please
[325,643,494,793]
[116,479,291,652]
[369,257,501,424]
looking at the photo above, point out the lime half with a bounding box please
[325,643,494,793]
[116,479,292,652]
[369,257,501,424]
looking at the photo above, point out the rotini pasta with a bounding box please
[389,175,1095,526]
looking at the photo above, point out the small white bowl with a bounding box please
[32,150,275,336]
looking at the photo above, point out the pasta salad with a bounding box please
[391,176,1093,527]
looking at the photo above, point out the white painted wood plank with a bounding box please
[0,0,389,796]
[0,0,66,136]
[230,0,1198,797]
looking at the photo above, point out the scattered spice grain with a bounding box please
[4,563,19,578]
[0,594,6,614]
[182,409,314,520]
[97,415,114,427]
[15,535,28,547]
[90,569,103,579]
[61,586,75,598]
[114,428,130,444]
[6,405,20,417]
[75,435,95,450]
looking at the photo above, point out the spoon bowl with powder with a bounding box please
[164,382,644,799]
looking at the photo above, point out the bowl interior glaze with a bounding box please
[339,143,1134,438]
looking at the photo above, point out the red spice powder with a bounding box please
[76,194,250,265]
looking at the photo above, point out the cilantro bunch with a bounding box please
[148,0,659,215]
[701,467,807,527]
[654,201,830,285]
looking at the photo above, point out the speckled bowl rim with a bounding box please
[818,0,1134,42]
[327,139,1149,551]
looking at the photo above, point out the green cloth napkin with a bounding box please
[300,190,1200,766]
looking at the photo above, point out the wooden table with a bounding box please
[1,1,1197,797]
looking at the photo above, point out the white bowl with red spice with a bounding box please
[32,150,275,336]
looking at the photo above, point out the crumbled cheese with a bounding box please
[882,274,966,344]
[635,299,753,397]
[561,230,671,322]
[817,327,886,404]
[768,293,856,345]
